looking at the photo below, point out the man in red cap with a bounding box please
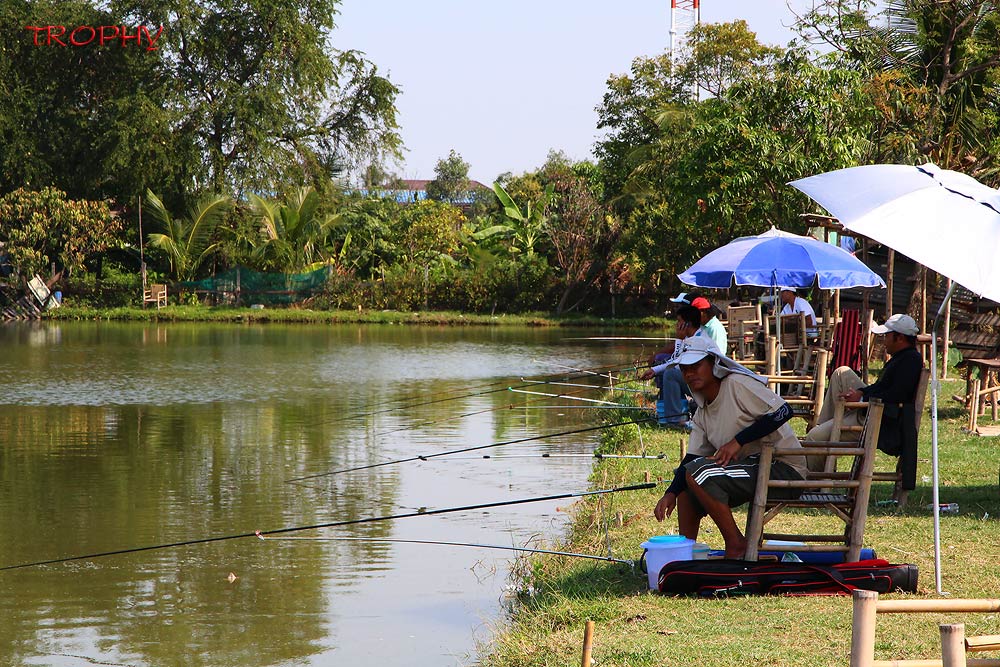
[690,296,728,353]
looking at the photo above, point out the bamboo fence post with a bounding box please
[851,590,879,667]
[941,623,968,667]
[644,470,651,484]
[581,620,595,667]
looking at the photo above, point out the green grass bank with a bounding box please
[44,305,664,328]
[481,374,1000,667]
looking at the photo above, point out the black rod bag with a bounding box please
[658,558,918,597]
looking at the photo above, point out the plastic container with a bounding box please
[640,535,694,589]
[656,400,667,425]
[692,542,711,560]
[927,503,959,514]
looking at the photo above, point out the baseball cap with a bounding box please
[690,296,711,311]
[871,314,919,336]
[669,292,693,304]
[668,336,721,367]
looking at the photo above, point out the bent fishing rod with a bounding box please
[0,482,655,572]
[285,417,655,482]
[257,535,633,565]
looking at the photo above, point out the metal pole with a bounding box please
[931,280,957,595]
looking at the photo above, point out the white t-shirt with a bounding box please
[781,296,817,327]
[687,373,807,478]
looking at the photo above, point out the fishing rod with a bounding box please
[506,388,625,406]
[519,379,646,393]
[285,417,655,482]
[418,452,669,461]
[256,535,633,565]
[363,382,602,440]
[531,360,641,382]
[0,482,655,572]
[512,405,647,411]
[316,361,643,429]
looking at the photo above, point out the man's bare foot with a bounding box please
[723,537,747,559]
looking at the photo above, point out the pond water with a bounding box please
[0,322,649,666]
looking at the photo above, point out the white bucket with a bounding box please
[640,535,694,590]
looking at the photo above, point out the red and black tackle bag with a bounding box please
[658,558,918,597]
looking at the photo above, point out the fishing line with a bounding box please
[506,388,625,406]
[417,452,669,461]
[284,418,655,482]
[256,535,633,565]
[363,383,602,440]
[315,361,642,429]
[0,483,655,572]
[519,379,645,393]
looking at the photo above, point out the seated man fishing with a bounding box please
[652,337,808,558]
[640,305,703,427]
[804,313,923,477]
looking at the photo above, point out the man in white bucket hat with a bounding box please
[804,314,924,483]
[652,336,807,558]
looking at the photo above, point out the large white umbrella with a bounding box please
[789,162,1000,594]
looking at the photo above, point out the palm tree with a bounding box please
[248,187,341,272]
[145,190,232,281]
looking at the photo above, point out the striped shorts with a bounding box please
[684,455,802,511]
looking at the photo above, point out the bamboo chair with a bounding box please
[744,400,884,562]
[817,368,930,507]
[762,348,830,430]
[727,303,762,360]
[143,283,167,309]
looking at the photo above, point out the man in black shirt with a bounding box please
[806,314,924,461]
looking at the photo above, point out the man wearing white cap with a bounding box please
[779,287,817,328]
[652,336,807,558]
[805,314,924,474]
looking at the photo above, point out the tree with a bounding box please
[145,190,232,281]
[795,0,1000,173]
[0,187,123,281]
[425,150,471,203]
[492,182,552,258]
[0,1,189,205]
[108,0,403,196]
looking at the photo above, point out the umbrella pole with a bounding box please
[931,280,957,595]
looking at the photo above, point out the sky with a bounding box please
[335,1,815,185]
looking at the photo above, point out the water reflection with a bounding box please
[0,321,639,666]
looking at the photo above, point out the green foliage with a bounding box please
[145,190,232,281]
[248,187,341,272]
[0,187,122,280]
[335,196,402,278]
[0,1,182,204]
[492,181,553,258]
[425,150,471,203]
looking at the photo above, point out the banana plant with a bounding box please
[491,181,553,257]
[145,190,232,281]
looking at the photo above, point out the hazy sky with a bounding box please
[336,1,815,185]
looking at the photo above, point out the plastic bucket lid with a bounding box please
[644,534,690,545]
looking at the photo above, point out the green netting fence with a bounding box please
[178,265,332,305]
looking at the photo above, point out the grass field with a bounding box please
[482,371,1000,667]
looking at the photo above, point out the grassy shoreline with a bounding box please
[42,305,663,328]
[481,375,1000,667]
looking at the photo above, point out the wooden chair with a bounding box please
[727,303,762,360]
[762,348,830,430]
[822,368,930,507]
[744,400,884,562]
[143,283,167,309]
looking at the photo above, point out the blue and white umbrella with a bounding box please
[678,227,886,290]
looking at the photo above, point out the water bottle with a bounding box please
[926,503,959,514]
[656,399,667,425]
